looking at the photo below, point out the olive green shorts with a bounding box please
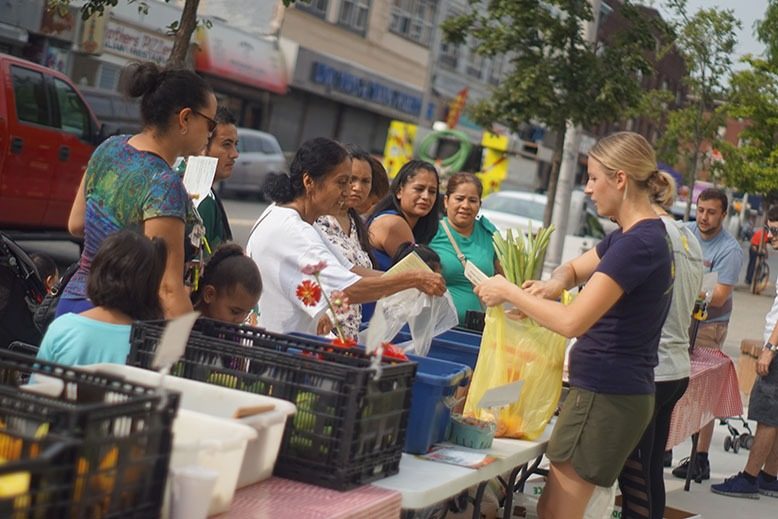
[546,387,654,487]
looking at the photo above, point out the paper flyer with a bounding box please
[419,446,498,469]
[182,156,218,208]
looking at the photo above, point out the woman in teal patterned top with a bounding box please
[60,62,217,318]
[430,173,501,324]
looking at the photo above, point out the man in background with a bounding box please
[673,188,744,481]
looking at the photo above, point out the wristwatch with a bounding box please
[765,342,778,353]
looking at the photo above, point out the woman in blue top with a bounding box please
[367,160,442,271]
[476,132,673,519]
[61,62,217,319]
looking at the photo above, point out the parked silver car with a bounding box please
[217,128,287,198]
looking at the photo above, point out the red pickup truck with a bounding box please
[0,53,101,237]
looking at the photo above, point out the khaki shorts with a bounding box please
[694,321,729,350]
[546,387,654,487]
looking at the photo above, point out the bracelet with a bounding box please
[765,342,778,352]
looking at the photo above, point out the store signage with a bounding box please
[311,61,422,116]
[103,21,173,65]
[194,24,287,95]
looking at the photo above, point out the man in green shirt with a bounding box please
[200,107,239,249]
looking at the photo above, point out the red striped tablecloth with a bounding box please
[212,477,402,519]
[666,347,743,449]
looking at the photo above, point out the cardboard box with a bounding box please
[614,496,701,519]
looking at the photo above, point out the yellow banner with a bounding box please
[383,121,417,178]
[478,132,509,196]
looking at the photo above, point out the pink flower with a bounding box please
[301,261,328,276]
[330,291,349,315]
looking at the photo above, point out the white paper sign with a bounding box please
[477,380,524,410]
[182,156,218,208]
[152,312,200,370]
[464,260,489,286]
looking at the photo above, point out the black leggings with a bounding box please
[618,378,689,519]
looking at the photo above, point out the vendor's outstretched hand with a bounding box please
[415,271,446,297]
[475,275,514,307]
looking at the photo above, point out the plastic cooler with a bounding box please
[395,328,482,370]
[79,363,296,488]
[128,319,417,491]
[0,350,178,518]
[404,354,471,454]
[167,409,256,516]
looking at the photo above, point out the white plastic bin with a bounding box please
[80,364,296,487]
[169,409,256,516]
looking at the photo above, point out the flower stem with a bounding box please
[315,273,347,342]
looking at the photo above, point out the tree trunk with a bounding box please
[543,126,567,228]
[167,0,201,68]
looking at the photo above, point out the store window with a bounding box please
[465,41,484,79]
[439,41,459,70]
[488,55,504,85]
[339,0,370,34]
[97,63,121,91]
[53,78,91,140]
[10,65,52,127]
[297,0,329,18]
[389,0,437,46]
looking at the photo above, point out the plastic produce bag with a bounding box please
[463,305,566,440]
[361,289,458,356]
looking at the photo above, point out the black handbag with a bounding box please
[33,262,79,336]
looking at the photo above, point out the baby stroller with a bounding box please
[0,232,45,349]
[721,417,755,453]
[718,339,761,454]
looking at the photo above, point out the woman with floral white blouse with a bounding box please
[315,145,377,338]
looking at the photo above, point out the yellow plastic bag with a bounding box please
[463,305,566,440]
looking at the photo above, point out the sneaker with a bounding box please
[711,473,760,499]
[758,473,778,498]
[672,456,710,480]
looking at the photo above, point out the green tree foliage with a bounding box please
[440,0,659,225]
[718,1,778,194]
[47,0,204,67]
[655,0,739,218]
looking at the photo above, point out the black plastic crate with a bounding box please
[0,429,75,518]
[0,351,179,518]
[128,318,416,490]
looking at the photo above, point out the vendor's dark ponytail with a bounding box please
[263,137,349,204]
[119,61,213,131]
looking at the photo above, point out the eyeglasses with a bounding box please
[766,225,778,236]
[192,110,217,133]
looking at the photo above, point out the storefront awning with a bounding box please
[194,24,287,95]
[0,22,28,44]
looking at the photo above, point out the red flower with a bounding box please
[331,337,357,349]
[296,280,322,306]
[381,343,409,362]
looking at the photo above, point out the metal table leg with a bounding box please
[500,464,524,519]
[684,432,699,491]
[470,480,488,519]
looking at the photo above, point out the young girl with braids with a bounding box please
[191,243,262,324]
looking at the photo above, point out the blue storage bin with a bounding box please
[395,329,482,370]
[404,354,471,454]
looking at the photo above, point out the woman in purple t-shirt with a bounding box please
[476,132,673,519]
